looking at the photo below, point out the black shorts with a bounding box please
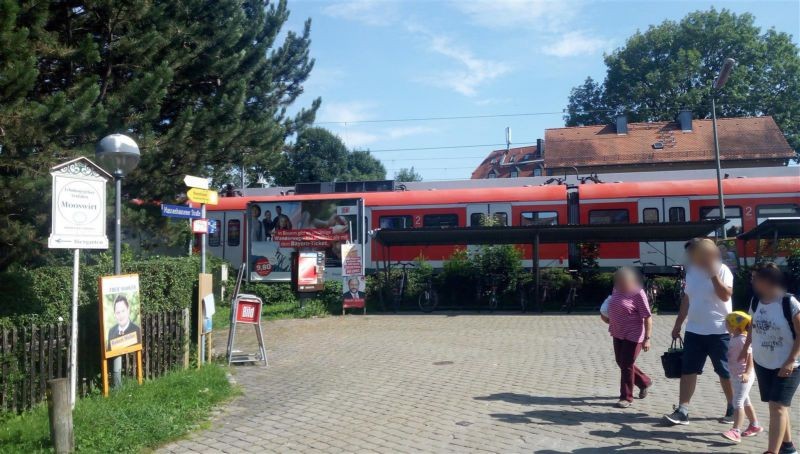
[681,331,731,379]
[755,362,800,407]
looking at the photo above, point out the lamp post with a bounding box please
[711,57,736,239]
[95,133,140,388]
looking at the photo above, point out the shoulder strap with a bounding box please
[783,293,796,340]
[749,295,759,313]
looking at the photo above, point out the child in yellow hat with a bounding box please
[722,310,762,442]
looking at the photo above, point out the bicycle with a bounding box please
[388,261,415,312]
[562,269,580,313]
[481,274,502,312]
[668,264,686,311]
[418,273,439,313]
[634,260,659,305]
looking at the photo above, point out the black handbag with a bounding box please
[661,338,684,379]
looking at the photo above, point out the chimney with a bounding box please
[678,109,693,132]
[536,139,544,157]
[615,115,628,135]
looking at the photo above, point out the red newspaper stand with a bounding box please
[226,294,268,366]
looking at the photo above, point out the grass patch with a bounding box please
[0,364,235,453]
[212,299,330,331]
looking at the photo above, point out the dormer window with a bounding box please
[508,155,516,164]
[487,170,497,179]
[509,168,519,178]
[490,158,499,165]
[521,153,532,162]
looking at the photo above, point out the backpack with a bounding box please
[750,293,797,340]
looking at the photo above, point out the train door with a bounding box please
[466,203,511,227]
[223,211,245,269]
[663,198,690,265]
[207,213,225,264]
[637,198,689,266]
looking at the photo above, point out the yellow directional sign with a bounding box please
[187,188,219,205]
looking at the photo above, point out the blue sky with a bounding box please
[283,0,799,181]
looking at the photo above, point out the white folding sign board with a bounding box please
[48,157,111,249]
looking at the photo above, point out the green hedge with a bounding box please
[0,256,216,327]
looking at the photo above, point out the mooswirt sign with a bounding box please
[48,157,111,249]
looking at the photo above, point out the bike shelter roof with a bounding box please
[737,217,800,241]
[371,220,727,247]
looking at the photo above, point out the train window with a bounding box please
[757,204,800,225]
[470,213,485,227]
[521,211,558,226]
[589,209,629,224]
[423,214,459,228]
[700,206,742,237]
[493,212,508,226]
[227,220,240,247]
[208,220,221,247]
[642,208,659,223]
[668,207,686,223]
[379,215,413,229]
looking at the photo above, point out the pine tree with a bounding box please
[0,0,319,269]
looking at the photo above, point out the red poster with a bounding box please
[236,300,261,324]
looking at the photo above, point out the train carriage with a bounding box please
[204,173,799,280]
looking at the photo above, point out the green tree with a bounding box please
[394,167,423,182]
[0,0,318,269]
[274,127,385,185]
[345,150,386,181]
[564,8,800,154]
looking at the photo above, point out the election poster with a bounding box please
[99,274,143,358]
[248,199,361,282]
[340,244,364,277]
[342,275,366,310]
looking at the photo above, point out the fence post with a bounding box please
[182,308,190,369]
[47,378,74,453]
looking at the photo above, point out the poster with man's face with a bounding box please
[100,274,142,358]
[342,275,366,309]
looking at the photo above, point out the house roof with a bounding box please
[470,145,542,179]
[544,116,794,169]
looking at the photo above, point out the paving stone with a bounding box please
[156,313,779,453]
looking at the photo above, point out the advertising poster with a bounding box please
[340,244,364,277]
[99,274,142,358]
[342,275,367,309]
[249,199,360,282]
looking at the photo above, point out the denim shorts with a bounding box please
[755,362,800,407]
[681,331,731,379]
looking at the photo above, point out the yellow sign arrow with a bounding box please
[187,188,219,205]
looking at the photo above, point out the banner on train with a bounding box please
[248,198,362,282]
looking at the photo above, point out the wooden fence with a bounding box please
[0,308,190,414]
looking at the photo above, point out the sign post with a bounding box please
[185,176,216,365]
[48,157,111,408]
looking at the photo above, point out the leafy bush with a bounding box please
[0,256,217,327]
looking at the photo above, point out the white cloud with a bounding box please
[409,24,511,96]
[541,31,612,57]
[322,0,399,26]
[340,130,381,148]
[317,100,375,123]
[340,125,436,148]
[451,0,574,32]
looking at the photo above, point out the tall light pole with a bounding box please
[711,57,736,239]
[95,133,140,388]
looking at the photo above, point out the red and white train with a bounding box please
[204,168,799,279]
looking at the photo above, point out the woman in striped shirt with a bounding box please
[606,267,654,408]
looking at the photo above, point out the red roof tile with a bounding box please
[544,116,794,169]
[470,145,542,179]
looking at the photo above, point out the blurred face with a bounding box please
[752,275,779,298]
[114,301,130,326]
[614,272,637,293]
[265,211,271,220]
[250,206,260,218]
[725,320,741,336]
[690,244,719,268]
[348,279,359,293]
[276,206,282,215]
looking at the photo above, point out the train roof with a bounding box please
[208,185,568,211]
[579,176,799,199]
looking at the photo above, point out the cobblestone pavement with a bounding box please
[158,313,796,453]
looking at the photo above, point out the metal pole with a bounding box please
[201,204,207,273]
[69,249,79,409]
[112,174,122,388]
[711,96,727,239]
[533,233,540,312]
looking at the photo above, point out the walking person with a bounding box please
[747,262,800,454]
[665,238,735,425]
[606,267,653,408]
[721,311,762,443]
